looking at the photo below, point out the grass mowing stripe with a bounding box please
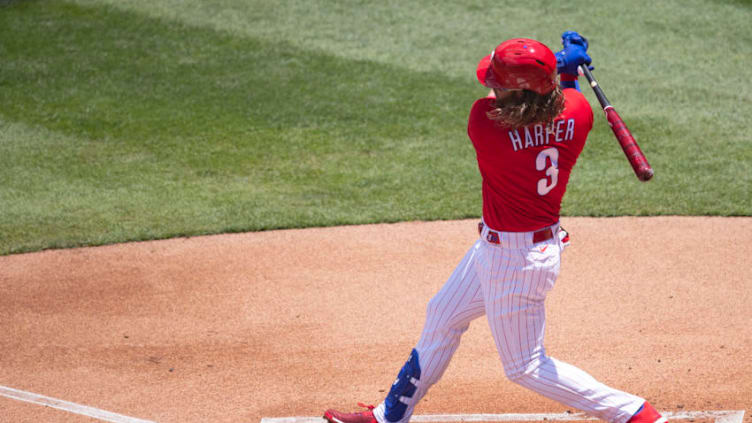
[70,0,752,83]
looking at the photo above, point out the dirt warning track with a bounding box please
[1,217,750,423]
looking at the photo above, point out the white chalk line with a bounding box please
[261,410,745,423]
[0,385,156,423]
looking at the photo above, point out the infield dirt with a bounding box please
[1,217,750,422]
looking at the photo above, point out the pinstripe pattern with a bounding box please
[417,242,486,387]
[373,223,644,423]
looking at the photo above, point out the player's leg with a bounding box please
[369,240,488,423]
[479,234,648,423]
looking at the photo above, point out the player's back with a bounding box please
[467,88,593,232]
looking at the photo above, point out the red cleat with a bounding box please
[323,403,377,423]
[628,402,667,423]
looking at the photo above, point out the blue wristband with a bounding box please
[560,79,580,91]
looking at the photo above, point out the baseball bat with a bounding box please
[578,65,654,182]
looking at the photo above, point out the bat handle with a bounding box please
[578,65,611,110]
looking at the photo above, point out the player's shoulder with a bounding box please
[562,88,593,124]
[468,96,496,125]
[562,88,589,107]
[470,96,496,113]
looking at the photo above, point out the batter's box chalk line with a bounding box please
[0,385,156,423]
[260,410,745,423]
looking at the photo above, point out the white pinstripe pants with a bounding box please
[373,223,644,423]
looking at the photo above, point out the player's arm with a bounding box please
[554,31,592,91]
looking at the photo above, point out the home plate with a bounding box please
[260,410,745,423]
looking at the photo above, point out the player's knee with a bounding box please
[503,357,545,384]
[504,366,526,383]
[425,296,443,318]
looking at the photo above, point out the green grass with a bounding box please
[0,0,750,254]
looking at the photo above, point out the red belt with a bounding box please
[478,222,554,245]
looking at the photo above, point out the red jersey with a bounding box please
[467,89,593,232]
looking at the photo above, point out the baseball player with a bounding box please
[324,32,666,423]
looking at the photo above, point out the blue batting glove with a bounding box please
[561,31,589,50]
[555,46,592,76]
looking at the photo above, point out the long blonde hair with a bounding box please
[486,83,565,128]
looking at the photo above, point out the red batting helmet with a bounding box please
[476,38,557,95]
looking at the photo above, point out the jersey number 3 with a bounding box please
[536,147,559,196]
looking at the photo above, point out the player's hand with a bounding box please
[555,31,592,76]
[561,31,589,50]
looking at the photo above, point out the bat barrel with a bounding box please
[604,108,654,181]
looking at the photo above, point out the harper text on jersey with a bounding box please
[508,118,576,151]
